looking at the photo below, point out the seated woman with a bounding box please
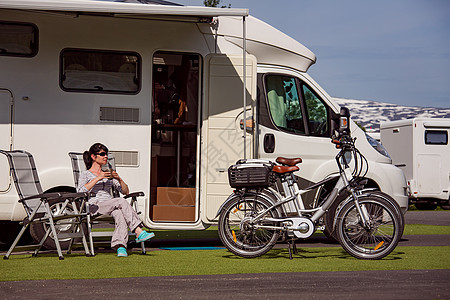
[77,143,154,257]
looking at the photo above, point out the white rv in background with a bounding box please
[381,118,450,209]
[0,0,408,246]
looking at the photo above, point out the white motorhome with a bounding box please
[0,0,408,244]
[380,118,450,209]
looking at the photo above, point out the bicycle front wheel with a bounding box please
[336,196,402,260]
[218,192,281,258]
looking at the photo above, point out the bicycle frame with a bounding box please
[244,148,372,236]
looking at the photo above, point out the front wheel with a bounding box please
[336,196,402,260]
[218,192,281,258]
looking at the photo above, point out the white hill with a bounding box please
[333,97,450,132]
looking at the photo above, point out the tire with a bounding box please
[415,202,438,210]
[30,198,86,250]
[323,191,349,243]
[325,190,405,241]
[218,192,281,258]
[0,221,33,246]
[336,196,402,260]
[441,205,450,210]
[356,191,405,237]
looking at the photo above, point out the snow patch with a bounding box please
[333,97,450,132]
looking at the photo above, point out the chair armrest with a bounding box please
[62,192,95,199]
[124,192,144,215]
[19,192,64,203]
[124,191,144,199]
[19,191,95,203]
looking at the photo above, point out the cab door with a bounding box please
[0,88,13,192]
[257,70,339,206]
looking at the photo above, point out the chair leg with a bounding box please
[33,225,52,257]
[140,241,146,255]
[67,236,74,255]
[86,215,95,256]
[79,219,91,256]
[3,224,29,260]
[5,208,42,259]
[45,202,64,260]
[66,221,89,256]
[68,202,91,257]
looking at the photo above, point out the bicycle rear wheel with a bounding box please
[336,196,402,260]
[218,192,280,258]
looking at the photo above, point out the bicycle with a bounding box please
[217,109,404,260]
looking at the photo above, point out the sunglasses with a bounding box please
[96,152,108,157]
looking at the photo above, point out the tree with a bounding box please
[203,0,230,8]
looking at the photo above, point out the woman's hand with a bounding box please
[84,170,110,191]
[111,171,130,195]
[111,170,120,180]
[101,170,112,179]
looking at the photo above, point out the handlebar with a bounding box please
[331,134,355,150]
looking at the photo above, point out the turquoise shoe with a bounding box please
[117,247,128,257]
[136,231,155,243]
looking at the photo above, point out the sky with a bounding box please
[173,0,450,108]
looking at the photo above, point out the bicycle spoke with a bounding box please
[338,197,402,259]
[218,194,280,258]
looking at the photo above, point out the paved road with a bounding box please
[1,269,449,300]
[405,210,450,226]
[1,211,449,299]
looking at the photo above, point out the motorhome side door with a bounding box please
[0,88,13,192]
[257,71,338,206]
[203,54,257,221]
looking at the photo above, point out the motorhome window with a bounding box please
[0,21,38,57]
[60,49,140,94]
[265,75,305,134]
[425,130,448,145]
[302,85,329,137]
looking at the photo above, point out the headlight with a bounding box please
[365,133,390,158]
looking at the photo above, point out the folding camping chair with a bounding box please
[1,150,91,260]
[68,152,146,255]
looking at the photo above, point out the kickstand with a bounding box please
[286,234,297,260]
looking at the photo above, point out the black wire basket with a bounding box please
[228,163,274,188]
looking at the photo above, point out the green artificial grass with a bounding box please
[149,224,450,240]
[404,224,450,235]
[151,226,220,240]
[1,224,449,282]
[1,246,449,281]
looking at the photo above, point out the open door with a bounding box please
[150,52,200,222]
[0,89,13,192]
[203,54,257,221]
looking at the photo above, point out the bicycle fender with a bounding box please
[215,193,238,219]
[331,190,388,230]
[214,190,281,219]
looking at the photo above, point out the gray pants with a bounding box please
[91,197,141,249]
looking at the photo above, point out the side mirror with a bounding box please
[339,107,351,136]
[240,116,254,133]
